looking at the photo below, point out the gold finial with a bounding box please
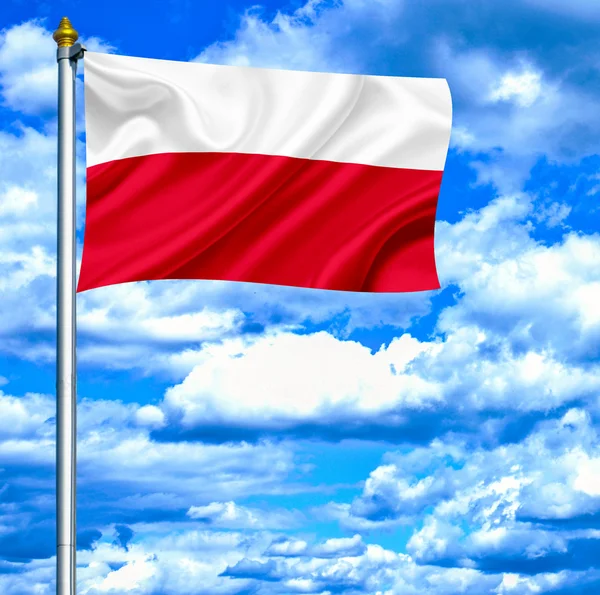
[53,17,79,48]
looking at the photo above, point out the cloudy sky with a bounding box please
[1,0,600,593]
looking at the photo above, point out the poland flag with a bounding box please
[79,52,452,293]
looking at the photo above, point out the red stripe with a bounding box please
[78,152,443,293]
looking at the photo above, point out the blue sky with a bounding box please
[1,0,600,593]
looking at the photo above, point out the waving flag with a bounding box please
[79,52,452,293]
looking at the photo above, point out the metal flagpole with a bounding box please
[53,17,84,595]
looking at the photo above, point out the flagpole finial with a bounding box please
[53,17,79,48]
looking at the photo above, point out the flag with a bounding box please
[79,52,452,293]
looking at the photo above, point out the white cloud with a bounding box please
[76,530,255,595]
[187,501,300,530]
[87,557,158,593]
[77,430,293,503]
[134,405,166,429]
[432,41,600,190]
[0,123,70,361]
[323,409,600,573]
[195,0,404,73]
[573,453,600,497]
[0,391,298,530]
[265,534,366,558]
[0,21,56,115]
[0,246,54,291]
[488,68,543,107]
[0,21,114,117]
[0,186,38,216]
[72,276,432,374]
[0,126,57,250]
[3,394,600,594]
[0,391,53,438]
[437,224,600,361]
[77,283,244,344]
[533,201,571,228]
[163,331,443,430]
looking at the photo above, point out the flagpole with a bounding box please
[53,17,84,595]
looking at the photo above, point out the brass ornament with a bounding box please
[53,17,79,48]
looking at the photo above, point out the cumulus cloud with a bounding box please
[162,330,443,433]
[0,390,298,567]
[8,385,600,592]
[195,0,405,73]
[0,21,114,117]
[134,405,166,429]
[0,391,53,438]
[437,211,600,361]
[187,501,301,530]
[434,42,600,191]
[157,326,599,441]
[0,119,73,363]
[488,68,543,107]
[265,534,366,558]
[17,529,593,595]
[0,20,58,115]
[321,409,600,574]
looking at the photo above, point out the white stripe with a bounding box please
[84,52,452,171]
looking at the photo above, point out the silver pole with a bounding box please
[53,17,83,595]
